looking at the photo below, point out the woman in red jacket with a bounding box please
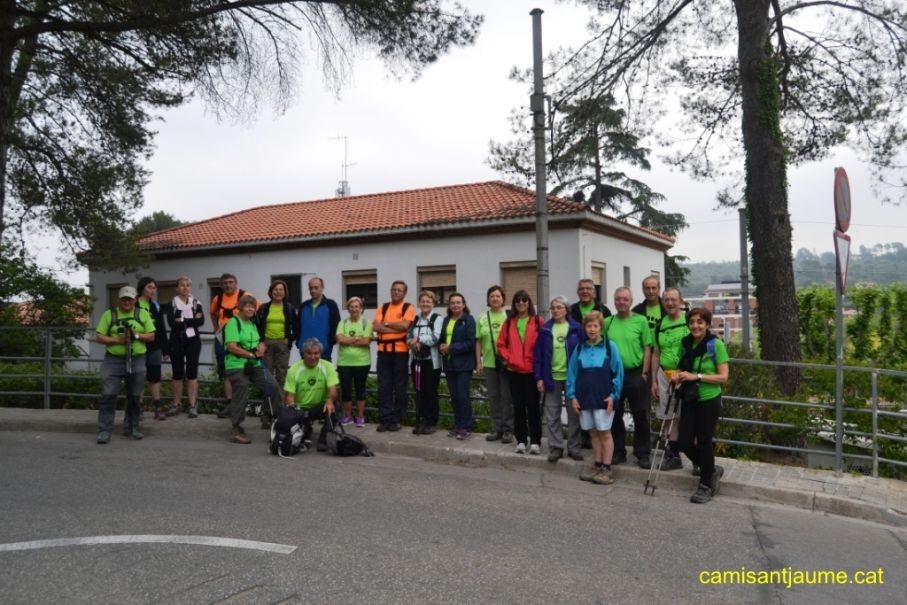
[497,290,543,454]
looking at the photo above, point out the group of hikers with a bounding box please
[96,273,729,504]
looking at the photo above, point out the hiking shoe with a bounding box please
[97,431,111,445]
[340,415,354,426]
[355,416,365,428]
[229,427,251,444]
[388,423,402,432]
[661,455,683,471]
[501,431,514,444]
[636,456,651,469]
[376,423,388,432]
[548,447,564,463]
[529,444,541,455]
[216,407,231,419]
[515,442,527,454]
[130,426,144,440]
[568,451,584,462]
[153,409,166,421]
[579,466,599,481]
[412,424,423,435]
[710,465,725,496]
[692,464,701,476]
[612,452,627,465]
[447,429,458,438]
[690,483,712,504]
[166,405,181,417]
[591,469,614,485]
[485,432,502,442]
[188,406,198,419]
[456,430,472,440]
[421,425,436,435]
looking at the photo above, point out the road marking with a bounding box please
[0,535,296,554]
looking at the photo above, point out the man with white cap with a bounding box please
[94,285,156,444]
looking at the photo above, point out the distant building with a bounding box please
[87,181,673,361]
[686,282,757,342]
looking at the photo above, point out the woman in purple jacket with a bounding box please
[534,295,584,462]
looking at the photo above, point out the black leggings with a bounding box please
[678,395,722,487]
[170,336,201,380]
[509,371,541,445]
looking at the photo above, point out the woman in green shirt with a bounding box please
[673,307,730,504]
[336,296,373,428]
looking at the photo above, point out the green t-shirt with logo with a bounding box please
[688,338,730,402]
[284,359,340,409]
[477,310,507,368]
[96,307,156,357]
[644,303,663,338]
[604,314,652,369]
[335,318,373,367]
[224,317,261,371]
[551,321,569,381]
[655,314,689,371]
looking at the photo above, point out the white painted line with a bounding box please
[0,535,296,554]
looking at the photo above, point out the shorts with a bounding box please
[579,408,615,431]
[655,367,681,420]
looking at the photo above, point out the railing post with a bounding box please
[43,328,53,410]
[871,370,879,478]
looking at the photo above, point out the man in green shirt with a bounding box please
[95,285,157,444]
[649,287,689,470]
[284,337,340,451]
[632,275,666,336]
[605,286,654,467]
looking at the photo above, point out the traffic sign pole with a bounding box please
[833,168,852,477]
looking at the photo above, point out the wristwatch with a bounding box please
[697,373,703,382]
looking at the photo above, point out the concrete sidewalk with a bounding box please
[3,407,906,528]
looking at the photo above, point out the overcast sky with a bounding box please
[53,0,905,287]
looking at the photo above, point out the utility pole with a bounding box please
[531,8,549,316]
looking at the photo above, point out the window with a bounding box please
[343,270,378,308]
[271,274,302,307]
[155,280,178,307]
[500,262,537,306]
[418,265,456,305]
[623,266,631,288]
[591,263,606,305]
[207,278,222,307]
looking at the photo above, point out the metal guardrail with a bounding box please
[1,326,905,477]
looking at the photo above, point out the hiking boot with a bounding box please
[690,483,712,504]
[485,432,502,442]
[167,405,182,417]
[515,442,527,454]
[376,423,388,432]
[355,416,365,428]
[579,465,600,481]
[710,465,725,496]
[529,444,541,455]
[568,451,584,462]
[97,431,111,445]
[153,408,166,421]
[421,425,436,435]
[591,469,614,485]
[412,424,423,435]
[229,427,251,444]
[188,406,198,419]
[636,456,651,469]
[501,431,514,444]
[130,426,144,440]
[456,430,472,440]
[388,423,402,432]
[692,464,701,477]
[547,447,564,463]
[661,455,683,471]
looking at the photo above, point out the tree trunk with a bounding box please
[734,0,802,393]
[0,0,14,244]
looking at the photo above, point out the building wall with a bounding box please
[88,227,664,361]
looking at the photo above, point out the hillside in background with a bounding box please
[681,242,907,297]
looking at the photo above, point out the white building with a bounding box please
[88,181,672,360]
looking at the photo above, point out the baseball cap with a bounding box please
[118,286,137,299]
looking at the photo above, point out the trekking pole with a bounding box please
[644,385,680,496]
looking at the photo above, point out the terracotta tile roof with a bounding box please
[139,181,671,252]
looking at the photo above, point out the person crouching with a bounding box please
[284,338,340,451]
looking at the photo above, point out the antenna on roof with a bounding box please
[330,136,355,197]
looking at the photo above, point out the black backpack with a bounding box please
[325,415,374,457]
[269,405,306,457]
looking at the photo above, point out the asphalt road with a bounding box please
[0,431,904,605]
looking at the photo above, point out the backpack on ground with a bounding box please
[325,415,374,457]
[269,405,307,457]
